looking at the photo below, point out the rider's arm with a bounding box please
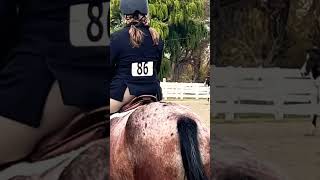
[0,0,18,65]
[110,34,119,67]
[110,33,120,77]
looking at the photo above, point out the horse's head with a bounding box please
[300,47,320,79]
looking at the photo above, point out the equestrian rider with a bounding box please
[0,0,108,166]
[301,47,320,135]
[307,47,320,134]
[110,0,164,113]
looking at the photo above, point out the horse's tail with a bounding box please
[177,116,208,180]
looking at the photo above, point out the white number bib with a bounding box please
[69,2,110,47]
[131,61,154,77]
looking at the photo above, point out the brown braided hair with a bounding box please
[124,14,160,48]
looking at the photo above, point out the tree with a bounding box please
[217,0,320,68]
[111,0,209,81]
[219,0,292,67]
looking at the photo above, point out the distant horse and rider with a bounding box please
[300,47,320,136]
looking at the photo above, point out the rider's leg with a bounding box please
[38,81,81,136]
[122,88,135,105]
[0,116,41,165]
[110,88,135,113]
[312,114,317,127]
[110,99,123,114]
[0,81,81,165]
[311,114,318,135]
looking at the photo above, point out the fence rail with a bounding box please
[211,67,320,120]
[160,80,210,100]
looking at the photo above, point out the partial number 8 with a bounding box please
[137,62,143,75]
[87,1,103,42]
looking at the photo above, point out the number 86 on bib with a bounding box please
[131,61,154,77]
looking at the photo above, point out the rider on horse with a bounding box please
[0,0,108,166]
[301,46,320,135]
[110,0,164,114]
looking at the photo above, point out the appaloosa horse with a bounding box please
[110,101,210,180]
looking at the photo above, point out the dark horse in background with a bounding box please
[301,47,320,136]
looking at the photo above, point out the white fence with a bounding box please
[212,67,320,120]
[160,80,210,100]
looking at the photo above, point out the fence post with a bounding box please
[174,82,177,99]
[275,98,283,120]
[225,113,234,121]
[180,83,184,100]
[275,70,284,120]
[162,78,167,100]
[274,79,283,120]
[196,84,199,100]
[225,86,234,120]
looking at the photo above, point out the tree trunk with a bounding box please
[264,0,290,66]
[169,62,175,81]
[193,59,201,82]
[171,62,181,82]
[213,0,221,66]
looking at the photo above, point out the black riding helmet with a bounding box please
[120,0,148,15]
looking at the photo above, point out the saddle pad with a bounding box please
[28,107,108,162]
[111,108,137,120]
